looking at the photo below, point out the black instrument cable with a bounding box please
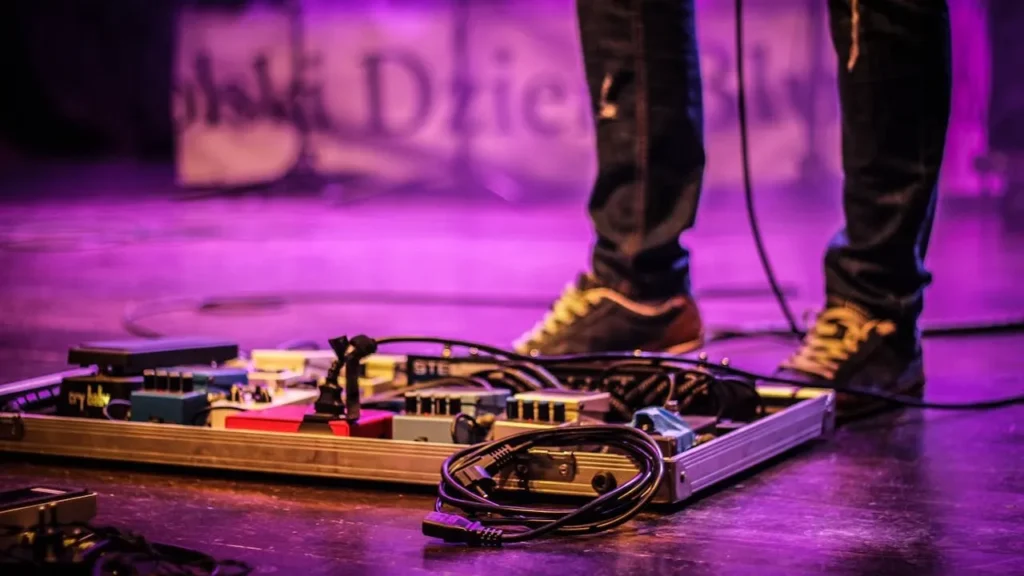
[734,0,803,338]
[423,424,663,547]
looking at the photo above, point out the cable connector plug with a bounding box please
[422,512,503,547]
[487,444,515,471]
[453,465,496,496]
[453,444,516,496]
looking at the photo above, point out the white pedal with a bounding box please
[207,388,318,428]
[250,349,336,373]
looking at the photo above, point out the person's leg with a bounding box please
[513,0,707,355]
[582,0,706,301]
[825,0,951,327]
[781,0,952,406]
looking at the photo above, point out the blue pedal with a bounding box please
[631,407,697,456]
[130,390,209,426]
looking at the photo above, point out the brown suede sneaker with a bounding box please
[513,274,704,356]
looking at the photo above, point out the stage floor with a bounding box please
[1,164,1023,575]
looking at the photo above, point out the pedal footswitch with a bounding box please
[492,390,612,440]
[505,390,610,423]
[143,367,248,393]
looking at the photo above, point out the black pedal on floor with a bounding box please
[0,486,97,547]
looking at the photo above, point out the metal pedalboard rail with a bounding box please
[0,372,835,505]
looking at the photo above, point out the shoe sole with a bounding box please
[836,361,926,422]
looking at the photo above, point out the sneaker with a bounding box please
[513,274,704,356]
[777,300,925,416]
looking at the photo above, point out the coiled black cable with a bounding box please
[424,424,663,546]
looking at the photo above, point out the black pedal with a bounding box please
[68,338,239,376]
[57,375,141,420]
[0,486,97,548]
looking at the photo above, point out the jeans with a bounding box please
[579,0,952,325]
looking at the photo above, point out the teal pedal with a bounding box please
[130,390,209,426]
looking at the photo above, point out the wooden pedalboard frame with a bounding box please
[0,372,836,505]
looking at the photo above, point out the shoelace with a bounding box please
[513,282,596,353]
[782,306,896,380]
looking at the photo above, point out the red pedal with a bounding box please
[223,406,393,439]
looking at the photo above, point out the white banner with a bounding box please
[173,0,990,198]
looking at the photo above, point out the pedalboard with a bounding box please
[0,336,837,507]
